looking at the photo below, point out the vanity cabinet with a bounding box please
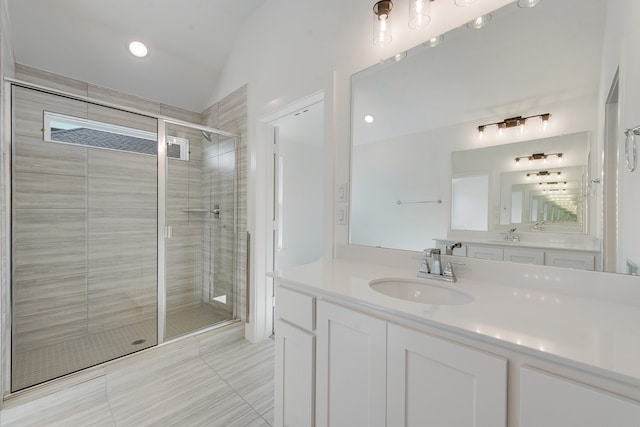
[277,289,508,427]
[387,323,507,426]
[437,239,598,270]
[519,367,640,426]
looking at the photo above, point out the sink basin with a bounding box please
[369,278,474,305]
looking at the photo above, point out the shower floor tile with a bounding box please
[12,303,233,391]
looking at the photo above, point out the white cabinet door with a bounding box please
[520,367,640,427]
[387,323,507,427]
[275,319,315,427]
[316,301,387,427]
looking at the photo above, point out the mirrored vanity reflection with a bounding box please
[349,0,639,275]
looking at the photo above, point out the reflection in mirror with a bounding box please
[350,0,640,275]
[451,132,589,233]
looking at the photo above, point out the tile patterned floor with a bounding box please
[13,303,233,391]
[1,322,274,426]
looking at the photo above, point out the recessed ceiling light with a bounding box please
[454,0,477,6]
[128,41,148,58]
[364,114,375,124]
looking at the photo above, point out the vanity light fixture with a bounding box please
[394,51,407,62]
[526,170,563,178]
[466,14,491,30]
[128,41,148,58]
[426,35,444,47]
[478,113,551,138]
[516,152,563,166]
[373,1,393,46]
[409,0,434,30]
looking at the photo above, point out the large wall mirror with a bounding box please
[350,0,640,275]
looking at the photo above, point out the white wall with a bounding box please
[277,135,323,269]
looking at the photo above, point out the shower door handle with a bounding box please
[165,225,173,239]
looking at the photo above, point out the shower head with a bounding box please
[201,130,212,142]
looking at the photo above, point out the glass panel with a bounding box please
[164,123,236,340]
[11,87,158,391]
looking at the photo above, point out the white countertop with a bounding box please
[271,256,640,385]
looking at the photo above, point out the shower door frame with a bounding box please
[1,78,238,397]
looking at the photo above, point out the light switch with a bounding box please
[337,183,347,202]
[336,203,347,225]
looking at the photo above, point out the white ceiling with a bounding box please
[7,0,266,112]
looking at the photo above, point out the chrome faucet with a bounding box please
[417,248,458,283]
[503,228,520,242]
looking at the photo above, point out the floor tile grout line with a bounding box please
[198,352,269,424]
[103,371,119,427]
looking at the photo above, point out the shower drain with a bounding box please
[131,339,146,346]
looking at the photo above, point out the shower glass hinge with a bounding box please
[272,296,276,307]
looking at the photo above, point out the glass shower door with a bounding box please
[164,122,236,340]
[11,86,158,391]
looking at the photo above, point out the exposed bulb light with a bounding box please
[364,114,375,124]
[394,51,407,62]
[373,1,393,46]
[454,0,477,6]
[477,125,485,140]
[518,0,542,8]
[409,0,431,30]
[466,14,491,30]
[427,35,444,47]
[128,41,148,58]
[477,113,551,137]
[541,113,550,131]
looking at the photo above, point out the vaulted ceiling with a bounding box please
[7,0,266,112]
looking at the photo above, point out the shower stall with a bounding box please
[6,82,238,392]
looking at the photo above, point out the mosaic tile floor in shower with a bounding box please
[12,303,233,391]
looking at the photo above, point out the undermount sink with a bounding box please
[369,278,474,305]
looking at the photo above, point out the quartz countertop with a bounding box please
[270,257,640,385]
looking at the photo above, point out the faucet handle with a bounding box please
[442,262,459,283]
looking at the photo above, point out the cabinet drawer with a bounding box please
[467,245,504,261]
[275,285,316,331]
[504,248,544,265]
[544,251,595,270]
